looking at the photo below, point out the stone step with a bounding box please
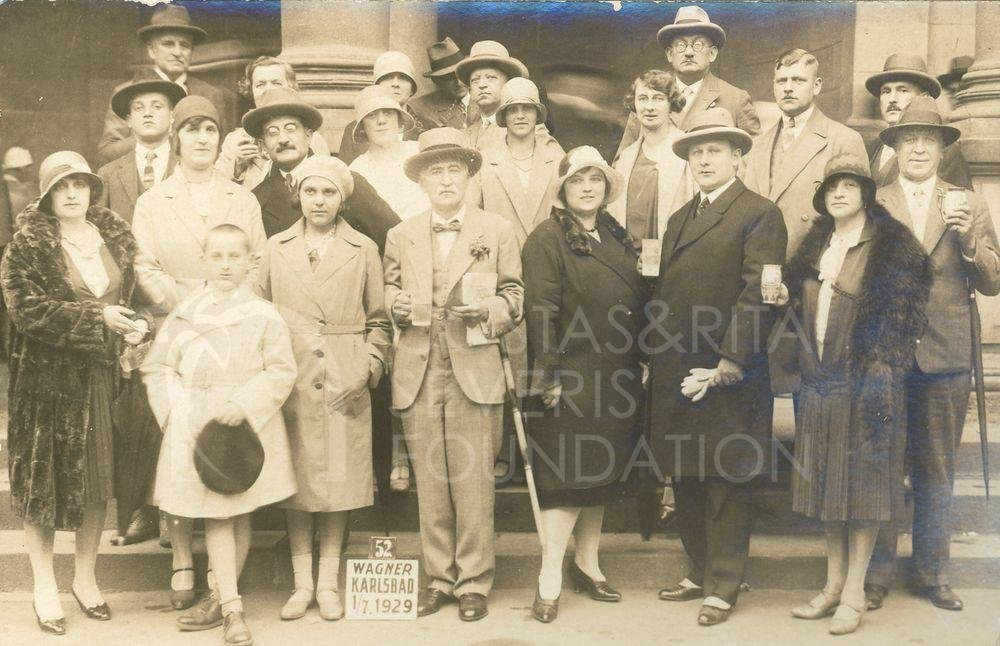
[0,529,997,592]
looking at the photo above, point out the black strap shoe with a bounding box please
[72,587,111,621]
[919,585,963,611]
[458,592,488,622]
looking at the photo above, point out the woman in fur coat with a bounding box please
[1,151,143,635]
[775,154,931,635]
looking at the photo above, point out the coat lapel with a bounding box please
[445,208,483,296]
[877,181,914,233]
[491,156,532,234]
[662,196,697,260]
[207,174,235,228]
[408,213,435,301]
[165,176,208,249]
[587,224,645,300]
[524,144,558,228]
[117,156,140,206]
[680,74,721,130]
[672,179,746,255]
[274,223,324,305]
[922,179,948,253]
[313,228,362,287]
[769,110,829,201]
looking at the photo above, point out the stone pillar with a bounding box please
[279,0,437,151]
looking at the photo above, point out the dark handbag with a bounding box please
[194,419,264,495]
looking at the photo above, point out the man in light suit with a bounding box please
[865,53,972,189]
[456,41,530,151]
[409,37,477,131]
[615,5,760,161]
[383,127,523,622]
[97,5,237,166]
[97,69,185,224]
[743,48,867,259]
[864,96,1000,613]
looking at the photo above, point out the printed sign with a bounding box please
[345,536,418,620]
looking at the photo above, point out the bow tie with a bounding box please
[432,219,462,233]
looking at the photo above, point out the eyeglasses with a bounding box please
[263,122,301,138]
[671,39,712,53]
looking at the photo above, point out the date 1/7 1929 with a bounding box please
[351,597,414,615]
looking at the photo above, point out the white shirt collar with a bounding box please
[155,67,187,91]
[898,173,937,198]
[676,78,704,97]
[701,177,737,204]
[782,104,814,131]
[461,93,471,108]
[135,138,170,160]
[482,112,497,127]
[432,205,466,225]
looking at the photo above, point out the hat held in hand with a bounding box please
[194,418,264,495]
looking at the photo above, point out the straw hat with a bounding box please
[351,85,417,144]
[38,151,103,205]
[865,53,941,99]
[656,5,726,50]
[495,78,547,128]
[136,5,207,44]
[671,107,753,160]
[551,146,623,209]
[878,95,961,148]
[111,67,187,119]
[373,50,418,88]
[812,153,876,216]
[455,41,529,85]
[291,155,355,202]
[242,87,323,139]
[3,147,33,171]
[424,37,465,78]
[403,127,482,182]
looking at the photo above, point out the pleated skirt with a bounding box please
[82,365,116,505]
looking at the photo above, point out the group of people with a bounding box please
[2,3,994,644]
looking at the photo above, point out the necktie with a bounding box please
[694,196,710,220]
[284,173,296,196]
[781,116,796,151]
[141,150,157,192]
[432,219,462,233]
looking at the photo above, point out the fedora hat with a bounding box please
[351,85,417,144]
[455,40,529,85]
[865,53,941,99]
[291,154,355,202]
[3,146,33,171]
[812,153,876,216]
[373,50,418,89]
[551,145,623,210]
[242,87,323,139]
[672,107,753,160]
[424,37,465,78]
[193,419,264,495]
[136,4,207,44]
[878,95,961,148]
[111,67,187,120]
[938,55,974,90]
[38,151,103,205]
[403,127,482,182]
[495,78,548,128]
[656,5,726,50]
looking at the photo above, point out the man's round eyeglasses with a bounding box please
[671,40,712,53]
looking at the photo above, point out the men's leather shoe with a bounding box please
[918,585,963,611]
[222,610,253,646]
[112,506,159,546]
[697,604,730,626]
[658,584,703,601]
[416,588,451,617]
[864,583,888,611]
[177,593,223,631]
[458,593,488,621]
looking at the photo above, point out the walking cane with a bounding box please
[498,337,547,550]
[969,285,991,499]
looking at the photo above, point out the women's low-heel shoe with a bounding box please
[829,602,866,635]
[72,588,111,621]
[791,589,840,619]
[280,589,314,620]
[316,589,344,621]
[170,567,197,610]
[568,562,621,602]
[223,610,253,646]
[33,603,66,636]
[532,588,560,623]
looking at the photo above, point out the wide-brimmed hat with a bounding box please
[242,87,323,139]
[551,145,623,210]
[291,154,355,202]
[865,53,941,99]
[38,151,104,205]
[424,37,465,78]
[879,95,961,148]
[373,50,418,89]
[672,107,753,160]
[656,5,726,50]
[938,55,974,90]
[136,4,207,44]
[812,153,876,216]
[194,419,264,496]
[351,85,417,144]
[495,78,548,128]
[3,146,33,170]
[403,127,482,182]
[455,41,529,85]
[111,67,187,120]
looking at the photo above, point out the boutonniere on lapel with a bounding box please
[470,236,491,261]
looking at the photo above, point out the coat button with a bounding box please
[315,349,325,358]
[800,214,810,222]
[313,383,323,390]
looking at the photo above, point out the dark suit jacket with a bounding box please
[96,147,177,224]
[646,179,786,478]
[615,72,761,162]
[336,104,424,165]
[97,72,238,167]
[252,161,400,254]
[876,179,1000,373]
[867,137,973,189]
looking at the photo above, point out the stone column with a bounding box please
[279,0,436,151]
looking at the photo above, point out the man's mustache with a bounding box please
[275,142,298,153]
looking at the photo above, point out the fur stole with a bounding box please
[554,207,634,255]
